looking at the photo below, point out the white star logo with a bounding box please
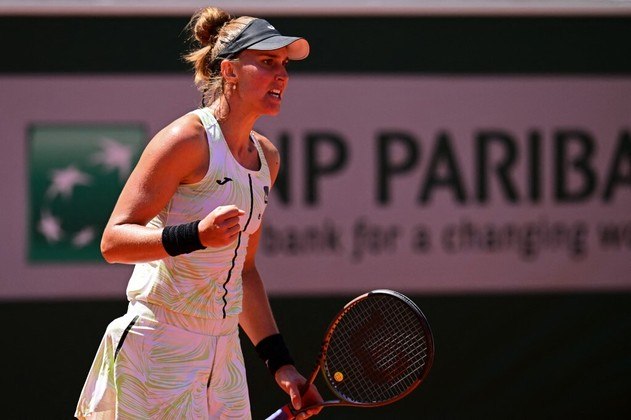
[38,210,64,243]
[46,165,92,199]
[72,226,96,248]
[91,137,135,181]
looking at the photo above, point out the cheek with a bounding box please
[240,68,273,91]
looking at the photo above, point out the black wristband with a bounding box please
[161,220,206,256]
[255,333,295,375]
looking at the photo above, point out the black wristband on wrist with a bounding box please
[161,220,206,256]
[255,333,295,375]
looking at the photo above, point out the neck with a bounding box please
[211,97,259,148]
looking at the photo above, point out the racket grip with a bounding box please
[265,404,296,420]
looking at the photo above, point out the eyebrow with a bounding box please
[254,51,288,60]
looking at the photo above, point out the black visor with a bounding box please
[215,18,310,61]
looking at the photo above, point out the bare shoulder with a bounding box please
[152,113,206,151]
[252,130,280,182]
[139,112,208,183]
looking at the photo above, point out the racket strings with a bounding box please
[326,309,425,401]
[323,295,430,404]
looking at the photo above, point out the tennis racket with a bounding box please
[266,289,435,419]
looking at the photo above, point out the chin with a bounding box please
[265,107,282,116]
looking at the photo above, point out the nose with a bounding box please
[275,66,288,81]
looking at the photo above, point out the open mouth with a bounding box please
[269,89,282,99]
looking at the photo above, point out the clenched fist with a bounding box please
[198,205,246,247]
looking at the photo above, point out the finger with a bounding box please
[301,399,322,416]
[220,215,242,228]
[226,206,246,216]
[215,206,245,222]
[297,410,315,420]
[225,225,241,239]
[306,407,322,416]
[305,385,323,405]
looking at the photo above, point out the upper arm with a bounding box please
[243,225,262,274]
[105,114,208,229]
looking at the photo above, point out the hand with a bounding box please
[198,205,245,247]
[274,365,323,419]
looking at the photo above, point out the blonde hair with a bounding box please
[184,7,254,107]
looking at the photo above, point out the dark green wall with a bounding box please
[2,294,630,419]
[2,15,630,419]
[2,16,630,74]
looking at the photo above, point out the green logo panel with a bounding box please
[28,124,145,262]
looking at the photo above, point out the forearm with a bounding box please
[101,224,168,264]
[239,265,280,345]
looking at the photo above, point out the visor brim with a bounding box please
[247,36,310,60]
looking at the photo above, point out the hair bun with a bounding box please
[191,7,232,47]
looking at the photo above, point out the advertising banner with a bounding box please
[1,75,629,298]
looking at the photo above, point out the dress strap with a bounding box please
[189,107,216,129]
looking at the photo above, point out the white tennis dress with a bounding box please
[75,108,271,419]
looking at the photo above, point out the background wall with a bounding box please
[1,10,630,419]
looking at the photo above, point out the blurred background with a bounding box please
[1,1,630,418]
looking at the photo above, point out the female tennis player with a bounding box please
[75,6,322,419]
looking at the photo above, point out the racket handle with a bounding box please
[265,404,296,420]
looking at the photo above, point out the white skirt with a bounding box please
[75,300,250,419]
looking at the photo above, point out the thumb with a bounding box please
[289,386,302,411]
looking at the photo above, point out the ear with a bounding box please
[220,60,238,85]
